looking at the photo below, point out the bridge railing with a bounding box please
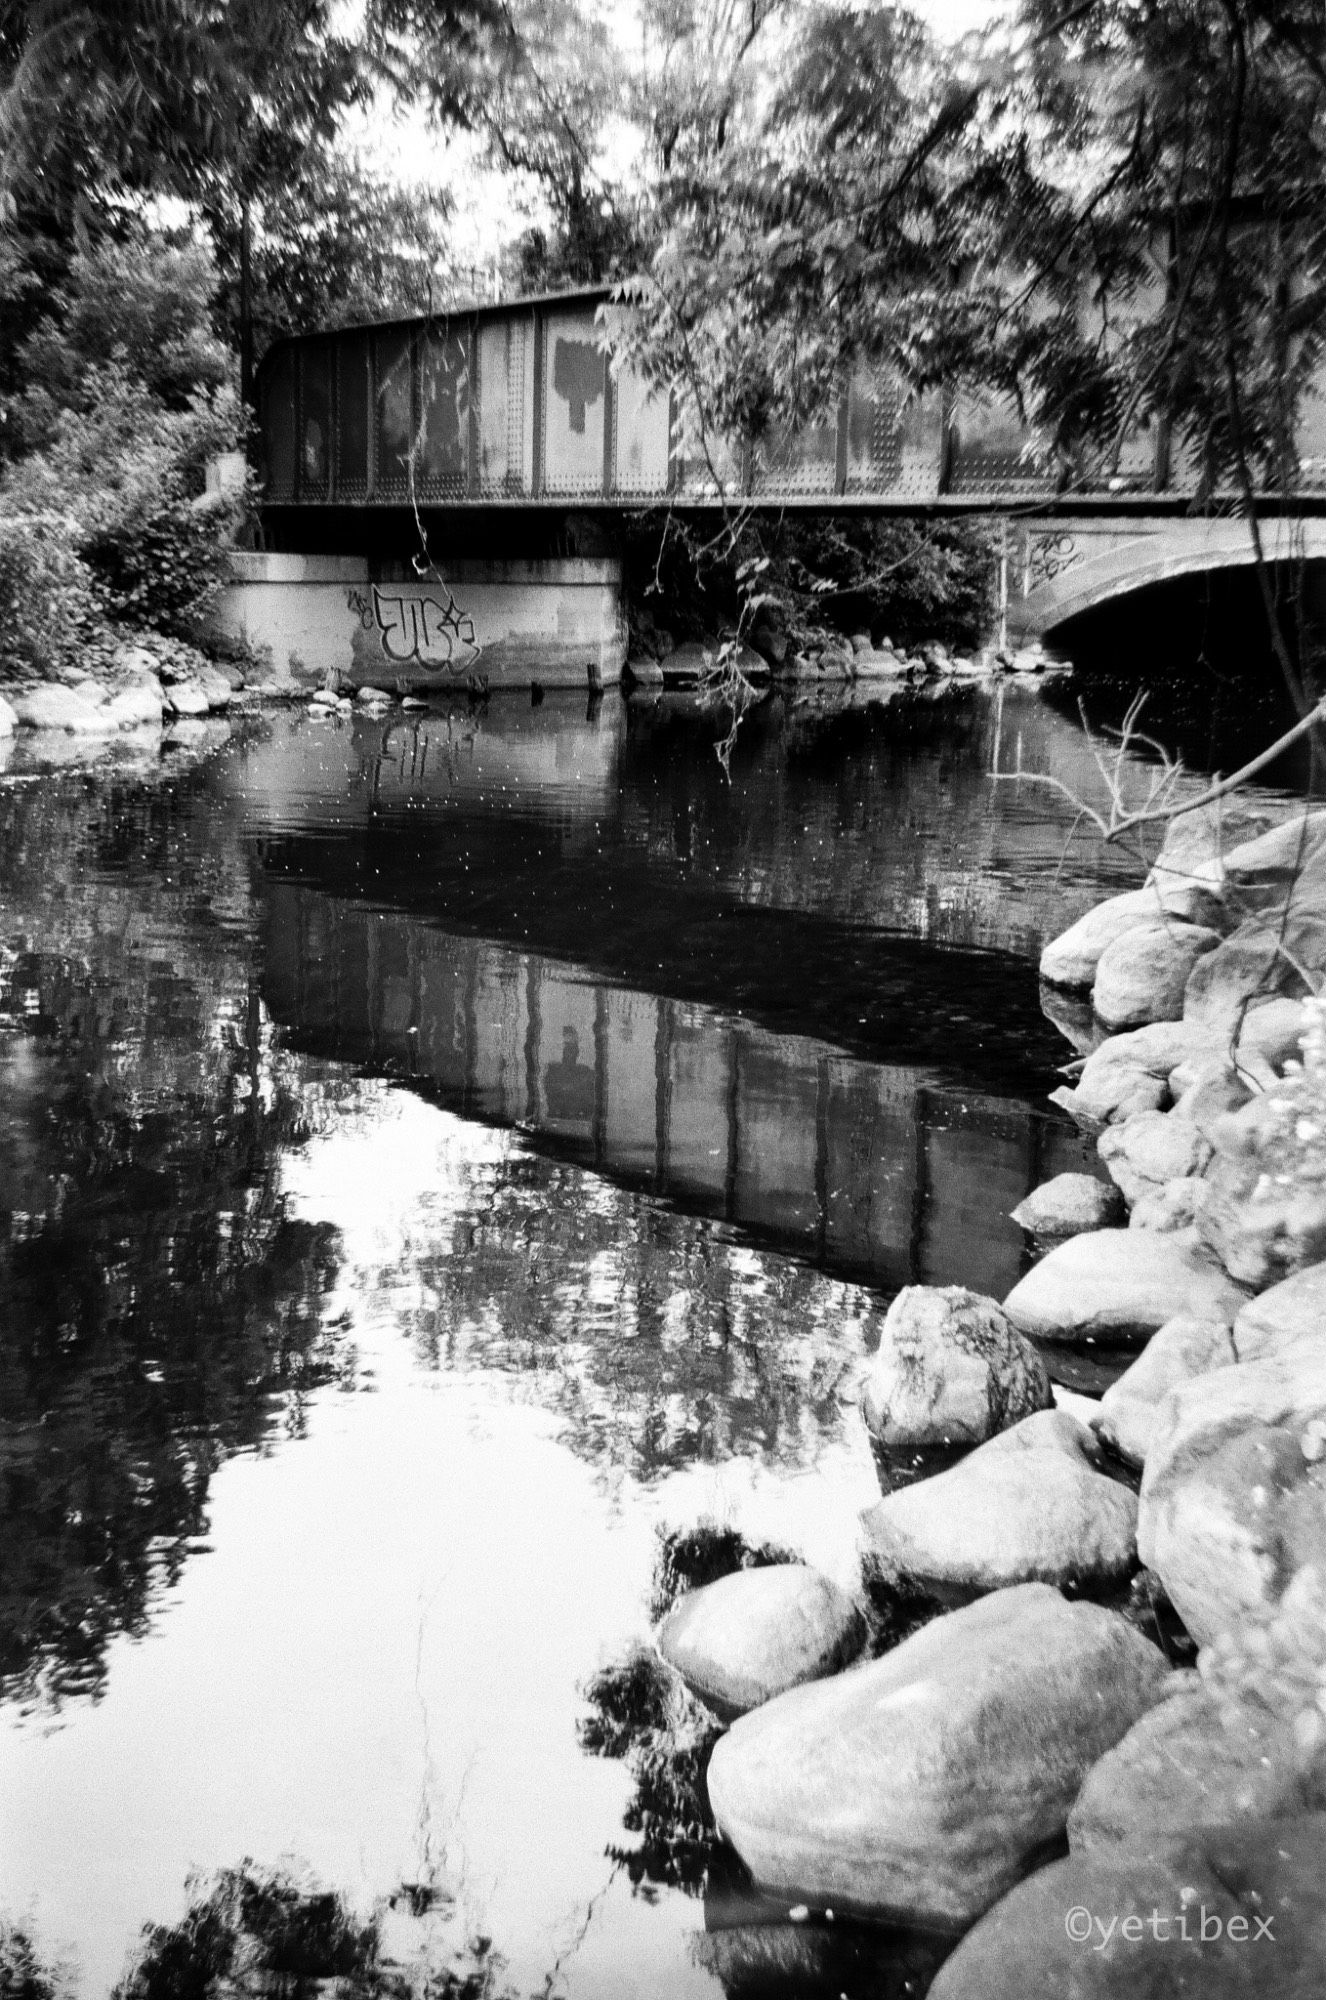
[256,282,1326,510]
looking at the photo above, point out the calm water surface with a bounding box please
[0,682,1271,1996]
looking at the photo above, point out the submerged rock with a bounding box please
[1092,921,1221,1030]
[1093,1316,1237,1469]
[1010,1173,1124,1242]
[860,1409,1138,1595]
[705,1583,1169,1928]
[928,1815,1326,1999]
[859,1286,1051,1455]
[1002,1228,1247,1345]
[656,1564,866,1718]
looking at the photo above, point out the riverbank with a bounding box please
[645,795,1326,1994]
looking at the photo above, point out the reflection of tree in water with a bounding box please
[381,1146,876,1481]
[0,770,350,1708]
[1,1862,507,2000]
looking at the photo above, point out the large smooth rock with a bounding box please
[1140,1364,1326,1642]
[1040,890,1179,990]
[1093,1316,1237,1468]
[1197,1089,1326,1288]
[706,1584,1169,1928]
[928,1816,1326,1999]
[657,1564,866,1718]
[1002,1228,1248,1345]
[859,1286,1052,1452]
[1093,922,1221,1030]
[860,1409,1139,1594]
[1068,1677,1326,1852]
[11,681,102,731]
[1098,1112,1211,1207]
[1011,1172,1124,1242]
[0,693,16,737]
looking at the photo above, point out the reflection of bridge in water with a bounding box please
[262,881,1092,1304]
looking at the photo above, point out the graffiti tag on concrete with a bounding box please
[348,584,481,675]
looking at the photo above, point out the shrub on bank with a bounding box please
[623,510,997,663]
[0,229,246,682]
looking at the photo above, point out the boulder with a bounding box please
[859,1286,1052,1454]
[11,682,102,731]
[1196,1093,1326,1288]
[1093,1316,1237,1469]
[1040,890,1178,990]
[113,642,161,681]
[101,682,164,730]
[1002,1228,1247,1345]
[0,693,16,737]
[1068,1677,1326,1852]
[1147,798,1293,899]
[1056,1020,1219,1128]
[1011,1172,1124,1242]
[1128,1178,1204,1232]
[1098,1112,1211,1207]
[1185,919,1311,1033]
[1236,1263,1326,1361]
[1092,922,1221,1030]
[705,1583,1169,1928]
[1174,1057,1258,1139]
[195,665,234,710]
[166,682,210,718]
[927,1816,1326,2000]
[1190,807,1326,911]
[626,657,665,688]
[1140,1372,1326,1643]
[656,1564,866,1718]
[1238,996,1313,1070]
[860,1409,1139,1595]
[852,649,910,678]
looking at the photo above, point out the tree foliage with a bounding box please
[610,0,1326,500]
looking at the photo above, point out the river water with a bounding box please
[0,680,1261,1996]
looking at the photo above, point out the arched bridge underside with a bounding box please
[1007,515,1326,640]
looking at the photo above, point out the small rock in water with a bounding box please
[656,1563,866,1717]
[705,1583,1169,1928]
[859,1286,1052,1456]
[1011,1173,1123,1243]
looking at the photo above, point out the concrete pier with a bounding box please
[214,551,626,692]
